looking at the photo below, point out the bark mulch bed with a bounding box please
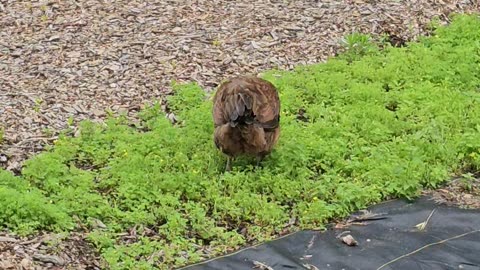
[0,232,101,270]
[0,0,478,269]
[425,175,480,209]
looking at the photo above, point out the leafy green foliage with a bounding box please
[0,170,74,235]
[1,13,480,269]
[339,32,379,62]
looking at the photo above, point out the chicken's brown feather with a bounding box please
[212,76,281,170]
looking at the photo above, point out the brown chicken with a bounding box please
[212,76,281,171]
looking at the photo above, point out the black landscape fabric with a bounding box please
[182,196,480,270]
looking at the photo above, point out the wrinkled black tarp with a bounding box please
[182,196,480,270]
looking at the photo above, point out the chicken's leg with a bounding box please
[255,155,264,170]
[225,156,232,172]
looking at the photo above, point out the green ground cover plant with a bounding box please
[1,14,479,269]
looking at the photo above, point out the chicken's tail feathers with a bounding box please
[226,92,280,130]
[226,92,254,127]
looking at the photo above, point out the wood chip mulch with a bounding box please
[425,176,480,209]
[0,232,101,270]
[0,0,479,269]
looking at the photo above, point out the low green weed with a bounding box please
[339,32,379,62]
[0,13,479,269]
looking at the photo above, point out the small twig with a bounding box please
[347,210,387,223]
[425,209,436,224]
[252,260,274,270]
[0,93,37,97]
[307,235,317,250]
[13,136,58,146]
[415,208,436,231]
[19,237,41,245]
[376,229,480,270]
